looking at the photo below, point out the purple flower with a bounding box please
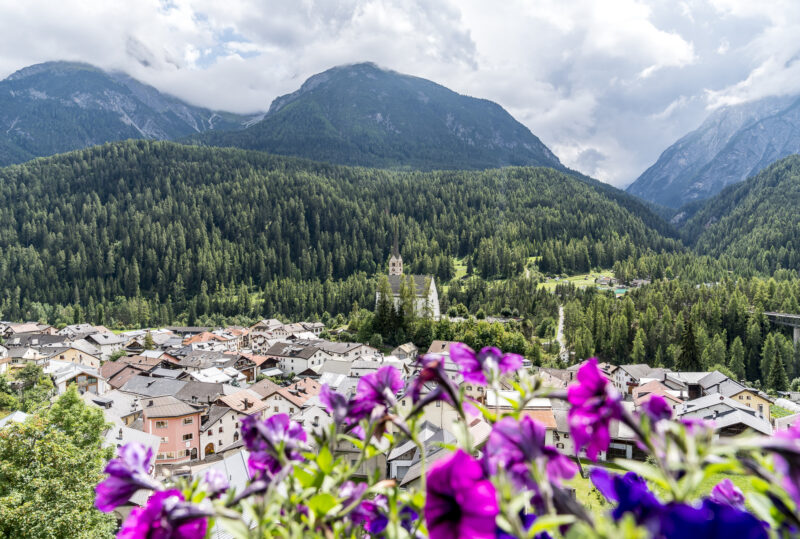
[763,423,800,506]
[241,413,307,478]
[118,489,208,539]
[590,469,663,531]
[567,358,622,461]
[710,479,746,510]
[450,343,522,385]
[426,449,499,539]
[320,384,357,427]
[407,354,458,407]
[485,416,576,490]
[350,366,404,418]
[641,394,672,423]
[203,468,229,499]
[659,499,767,539]
[95,442,161,512]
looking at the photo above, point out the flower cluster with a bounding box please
[94,346,800,538]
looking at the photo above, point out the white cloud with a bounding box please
[0,0,795,186]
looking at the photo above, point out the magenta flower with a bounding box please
[485,416,576,490]
[425,449,499,539]
[118,489,208,539]
[241,413,307,478]
[95,442,161,512]
[763,423,800,506]
[710,479,746,510]
[350,365,404,418]
[641,394,672,423]
[567,358,623,461]
[449,343,522,385]
[407,354,458,407]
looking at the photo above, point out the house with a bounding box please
[46,361,106,395]
[391,342,418,360]
[301,322,325,336]
[165,327,212,338]
[264,342,330,374]
[217,389,269,416]
[83,390,143,426]
[378,273,441,321]
[187,367,246,385]
[101,363,149,390]
[249,319,284,333]
[119,376,188,399]
[248,378,283,399]
[537,367,575,389]
[294,339,379,361]
[86,332,127,361]
[199,405,248,459]
[174,381,236,408]
[6,346,46,367]
[426,341,459,356]
[632,380,684,410]
[678,394,772,436]
[704,378,772,420]
[141,396,203,464]
[609,364,670,395]
[43,346,101,369]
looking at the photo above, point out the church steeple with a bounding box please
[389,220,403,276]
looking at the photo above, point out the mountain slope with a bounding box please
[627,94,800,208]
[193,62,563,170]
[0,61,252,166]
[0,140,677,315]
[683,155,800,273]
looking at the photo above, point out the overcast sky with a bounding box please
[1,0,798,187]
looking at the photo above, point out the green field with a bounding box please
[537,270,615,292]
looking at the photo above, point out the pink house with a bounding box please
[142,396,202,463]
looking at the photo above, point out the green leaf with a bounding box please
[307,493,339,516]
[317,446,334,474]
[218,517,252,539]
[528,515,576,537]
[613,459,670,490]
[294,466,317,489]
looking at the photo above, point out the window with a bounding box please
[746,395,751,400]
[183,418,193,425]
[466,385,472,391]
[155,420,168,429]
[401,399,406,406]
[435,401,441,408]
[218,440,223,447]
[219,427,223,434]
[182,433,193,441]
[274,406,279,412]
[290,408,295,413]
[557,443,564,449]
[160,437,169,443]
[564,433,570,439]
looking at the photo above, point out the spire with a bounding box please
[392,220,400,257]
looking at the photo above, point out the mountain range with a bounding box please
[0,61,254,167]
[191,62,563,171]
[627,94,800,208]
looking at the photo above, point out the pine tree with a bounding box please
[729,337,746,381]
[631,328,646,363]
[676,319,701,371]
[768,347,790,391]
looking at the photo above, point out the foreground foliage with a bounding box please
[97,346,800,538]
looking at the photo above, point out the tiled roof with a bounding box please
[217,389,269,414]
[143,396,201,418]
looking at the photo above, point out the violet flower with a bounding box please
[407,354,458,407]
[485,416,576,491]
[320,384,357,428]
[241,413,307,478]
[659,499,768,539]
[567,358,623,461]
[449,343,522,385]
[95,442,161,512]
[425,449,499,539]
[203,468,229,499]
[590,469,663,532]
[641,394,673,423]
[710,479,746,510]
[764,422,800,506]
[118,489,208,539]
[350,365,404,418]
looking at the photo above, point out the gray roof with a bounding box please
[120,375,188,398]
[84,390,142,421]
[175,381,228,404]
[5,333,65,347]
[104,425,161,454]
[150,367,182,379]
[201,405,233,432]
[698,371,731,389]
[87,333,127,345]
[143,396,201,418]
[387,274,432,296]
[265,342,320,359]
[319,360,353,375]
[617,364,667,380]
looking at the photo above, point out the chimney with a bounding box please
[243,398,252,410]
[117,428,123,440]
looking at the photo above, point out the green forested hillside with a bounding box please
[0,140,678,325]
[683,155,800,273]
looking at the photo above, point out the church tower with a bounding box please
[389,222,403,276]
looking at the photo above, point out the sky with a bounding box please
[1,0,798,187]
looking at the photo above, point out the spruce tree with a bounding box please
[676,319,701,371]
[768,347,790,391]
[728,337,746,381]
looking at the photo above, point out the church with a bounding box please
[377,247,440,321]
